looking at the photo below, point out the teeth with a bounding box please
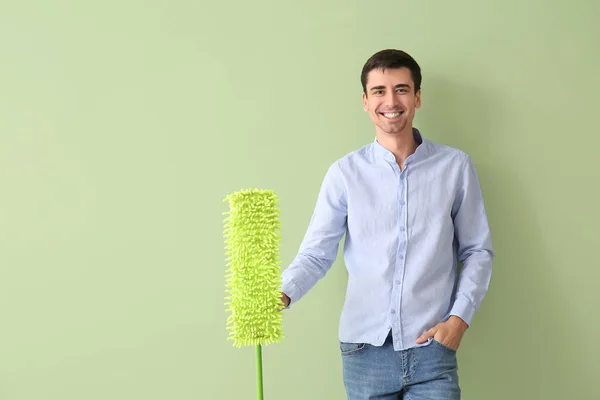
[383,112,401,118]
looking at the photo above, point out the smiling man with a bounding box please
[281,49,494,399]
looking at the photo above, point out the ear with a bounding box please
[415,89,422,109]
[362,92,368,112]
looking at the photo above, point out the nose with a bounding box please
[384,90,400,108]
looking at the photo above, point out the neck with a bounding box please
[376,128,419,169]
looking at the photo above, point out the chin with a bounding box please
[381,125,406,135]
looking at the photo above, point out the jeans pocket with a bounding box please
[432,339,457,354]
[340,342,366,356]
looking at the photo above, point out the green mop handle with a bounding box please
[256,344,264,400]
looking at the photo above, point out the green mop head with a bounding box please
[223,189,284,348]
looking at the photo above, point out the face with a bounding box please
[362,67,421,137]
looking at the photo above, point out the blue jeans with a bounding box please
[341,333,460,399]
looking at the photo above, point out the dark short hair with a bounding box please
[361,49,422,94]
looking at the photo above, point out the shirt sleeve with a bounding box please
[281,161,348,307]
[449,154,494,325]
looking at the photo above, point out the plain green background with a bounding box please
[1,1,599,399]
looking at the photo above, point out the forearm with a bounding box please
[281,252,335,306]
[449,248,493,325]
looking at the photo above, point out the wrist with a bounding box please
[448,315,468,331]
[281,293,290,308]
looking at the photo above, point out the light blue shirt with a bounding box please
[281,128,494,351]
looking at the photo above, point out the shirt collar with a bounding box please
[372,128,431,164]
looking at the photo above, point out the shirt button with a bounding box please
[400,200,406,205]
[399,255,404,260]
[400,227,406,232]
[395,280,401,284]
[391,309,396,314]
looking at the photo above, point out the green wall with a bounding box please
[1,1,598,399]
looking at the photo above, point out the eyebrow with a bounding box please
[369,84,411,92]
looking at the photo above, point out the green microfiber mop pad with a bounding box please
[223,189,284,399]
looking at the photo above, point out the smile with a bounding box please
[379,111,404,119]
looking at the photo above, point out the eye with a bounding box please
[396,88,408,93]
[373,90,383,95]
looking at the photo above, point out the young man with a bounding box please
[281,49,494,399]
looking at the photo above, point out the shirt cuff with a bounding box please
[449,297,476,326]
[281,278,301,308]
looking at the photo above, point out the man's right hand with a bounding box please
[281,293,290,308]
